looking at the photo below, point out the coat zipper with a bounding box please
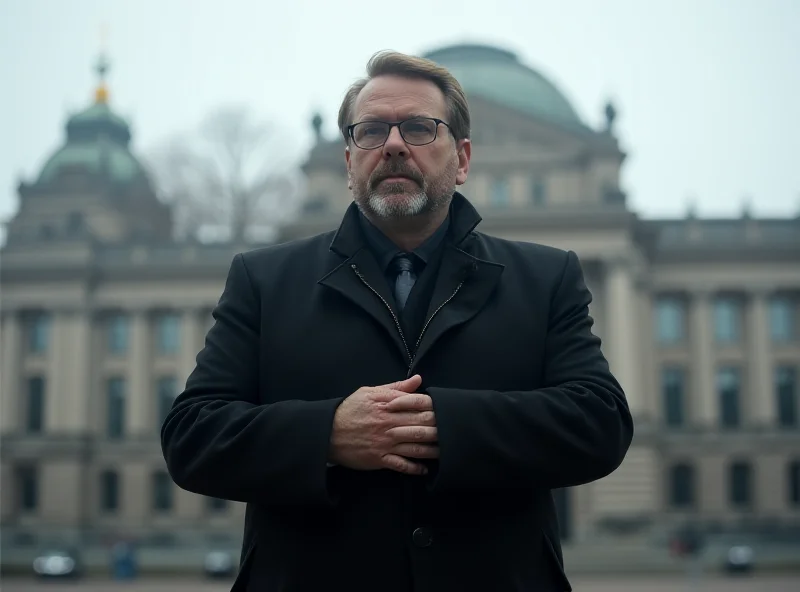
[351,264,412,364]
[351,264,464,376]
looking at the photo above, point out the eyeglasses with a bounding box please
[347,117,451,150]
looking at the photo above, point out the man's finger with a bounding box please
[385,393,433,412]
[387,411,436,427]
[387,426,438,443]
[392,443,439,459]
[370,388,419,403]
[381,453,428,475]
[380,374,422,393]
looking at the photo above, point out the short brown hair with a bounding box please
[337,50,471,144]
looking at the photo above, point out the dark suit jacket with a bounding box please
[161,192,634,592]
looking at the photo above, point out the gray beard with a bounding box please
[366,184,429,218]
[353,156,459,221]
[360,183,455,221]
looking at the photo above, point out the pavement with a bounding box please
[3,575,800,592]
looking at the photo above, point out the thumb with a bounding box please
[382,374,422,393]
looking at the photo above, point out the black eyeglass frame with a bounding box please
[347,117,453,149]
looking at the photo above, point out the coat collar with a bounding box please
[328,191,482,258]
[318,191,503,374]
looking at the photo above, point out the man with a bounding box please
[161,50,634,592]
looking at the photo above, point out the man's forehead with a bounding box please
[354,75,447,119]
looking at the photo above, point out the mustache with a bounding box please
[370,164,423,187]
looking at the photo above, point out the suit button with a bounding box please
[412,527,433,548]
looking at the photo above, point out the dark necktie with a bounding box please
[392,255,416,310]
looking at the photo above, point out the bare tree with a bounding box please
[146,106,302,242]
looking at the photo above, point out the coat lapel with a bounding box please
[318,246,413,367]
[409,242,504,375]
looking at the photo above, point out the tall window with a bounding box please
[100,470,120,512]
[789,461,800,507]
[662,367,686,427]
[17,466,38,512]
[655,297,685,344]
[713,297,740,343]
[152,471,173,512]
[490,177,510,207]
[26,376,46,434]
[776,366,798,428]
[769,297,795,343]
[729,461,753,509]
[155,313,181,354]
[717,367,741,428]
[28,313,50,354]
[106,377,126,439]
[530,177,546,205]
[668,463,695,509]
[157,377,178,428]
[108,314,129,354]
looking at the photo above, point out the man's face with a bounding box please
[345,75,471,221]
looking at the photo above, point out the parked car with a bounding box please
[725,544,754,574]
[32,548,81,579]
[204,550,236,578]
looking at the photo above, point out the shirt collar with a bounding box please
[358,210,450,272]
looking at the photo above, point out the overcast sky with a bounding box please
[1,0,798,226]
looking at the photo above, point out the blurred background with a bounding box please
[1,0,799,588]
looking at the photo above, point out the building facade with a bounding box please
[2,44,800,566]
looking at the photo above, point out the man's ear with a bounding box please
[455,138,471,186]
[345,146,353,189]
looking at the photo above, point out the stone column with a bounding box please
[690,289,716,428]
[0,310,22,432]
[604,258,641,416]
[592,260,658,522]
[121,461,151,528]
[747,289,773,427]
[40,460,83,525]
[52,310,93,433]
[127,310,151,436]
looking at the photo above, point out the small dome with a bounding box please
[67,102,131,143]
[423,44,583,128]
[37,101,148,186]
[36,54,150,187]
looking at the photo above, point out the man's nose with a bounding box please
[382,126,408,159]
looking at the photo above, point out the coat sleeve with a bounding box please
[426,250,634,494]
[160,253,343,507]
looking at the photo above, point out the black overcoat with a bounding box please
[161,192,634,592]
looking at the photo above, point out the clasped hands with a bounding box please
[329,374,437,476]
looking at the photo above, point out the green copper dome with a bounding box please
[36,57,149,187]
[37,102,147,185]
[423,44,583,128]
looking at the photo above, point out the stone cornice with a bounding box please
[651,248,800,264]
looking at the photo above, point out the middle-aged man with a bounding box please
[162,49,634,592]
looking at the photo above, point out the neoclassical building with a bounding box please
[2,44,799,569]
